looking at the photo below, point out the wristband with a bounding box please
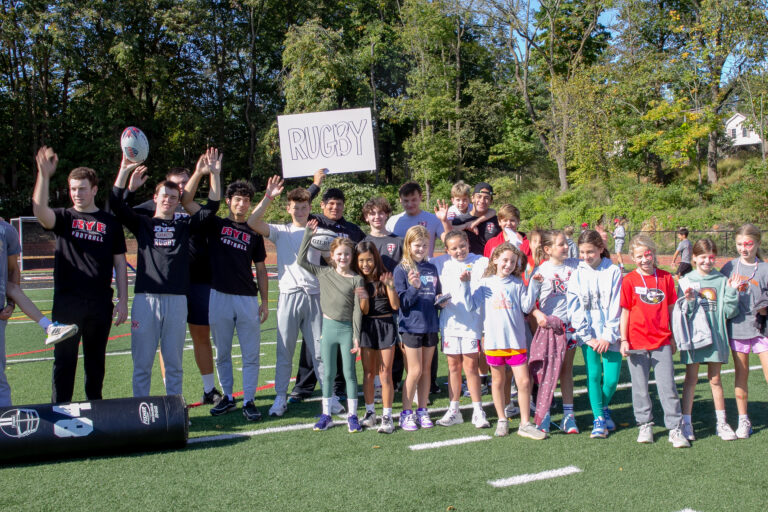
[264,192,273,201]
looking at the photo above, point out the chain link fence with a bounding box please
[614,230,766,257]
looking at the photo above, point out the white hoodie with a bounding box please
[566,257,623,350]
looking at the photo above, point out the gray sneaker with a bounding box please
[330,396,346,417]
[504,401,520,419]
[517,421,547,440]
[637,422,654,444]
[494,419,509,437]
[436,409,464,427]
[361,410,377,428]
[268,395,287,417]
[45,322,79,345]
[378,415,394,434]
[668,427,691,448]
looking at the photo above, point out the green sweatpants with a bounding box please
[581,345,623,419]
[321,318,358,399]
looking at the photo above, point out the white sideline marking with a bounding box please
[187,421,344,444]
[675,509,701,512]
[488,466,582,487]
[409,435,492,451]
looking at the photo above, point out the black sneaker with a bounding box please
[203,387,223,405]
[210,395,236,416]
[243,401,263,421]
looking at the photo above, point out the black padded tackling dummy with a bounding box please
[0,395,188,463]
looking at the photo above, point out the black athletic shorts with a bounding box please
[676,262,693,277]
[187,282,211,325]
[360,317,397,350]
[400,332,439,349]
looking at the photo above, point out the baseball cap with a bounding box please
[474,182,493,196]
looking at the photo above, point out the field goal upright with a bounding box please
[10,217,55,271]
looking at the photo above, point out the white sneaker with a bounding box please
[436,409,463,426]
[268,395,287,417]
[681,421,695,441]
[45,322,79,345]
[494,419,509,437]
[716,422,737,441]
[518,421,547,440]
[735,417,752,439]
[636,422,654,444]
[471,409,491,429]
[373,386,382,404]
[330,397,346,417]
[504,401,520,419]
[668,427,691,448]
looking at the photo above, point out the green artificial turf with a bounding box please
[2,281,768,511]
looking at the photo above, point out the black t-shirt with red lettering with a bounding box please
[50,208,127,302]
[205,217,266,296]
[451,212,501,255]
[110,186,218,295]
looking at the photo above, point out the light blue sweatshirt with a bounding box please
[463,275,540,351]
[566,257,623,350]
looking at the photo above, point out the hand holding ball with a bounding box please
[121,126,149,163]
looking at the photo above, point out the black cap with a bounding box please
[474,182,493,196]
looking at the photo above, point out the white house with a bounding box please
[725,113,763,147]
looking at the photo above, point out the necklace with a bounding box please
[636,268,657,292]
[735,259,758,292]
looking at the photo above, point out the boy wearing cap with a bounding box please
[439,182,500,256]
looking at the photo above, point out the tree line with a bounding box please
[1,0,767,218]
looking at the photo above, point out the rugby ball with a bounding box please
[121,126,149,163]
[310,228,337,252]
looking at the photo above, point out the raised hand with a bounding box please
[207,147,223,175]
[408,268,421,289]
[355,286,369,300]
[434,199,450,223]
[459,270,471,282]
[195,151,211,175]
[380,272,395,288]
[313,168,328,187]
[265,175,285,199]
[306,218,319,233]
[128,166,149,192]
[35,146,58,179]
[119,154,140,176]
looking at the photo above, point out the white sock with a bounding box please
[715,409,726,423]
[563,404,574,415]
[347,398,358,414]
[201,373,215,393]
[739,414,749,422]
[450,400,460,413]
[472,401,483,413]
[39,318,52,331]
[365,403,375,413]
[683,414,692,424]
[383,407,392,417]
[322,397,331,416]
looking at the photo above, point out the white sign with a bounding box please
[277,108,376,178]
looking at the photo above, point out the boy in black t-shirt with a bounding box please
[182,179,269,421]
[32,146,129,403]
[111,150,220,398]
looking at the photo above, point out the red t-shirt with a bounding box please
[620,269,678,350]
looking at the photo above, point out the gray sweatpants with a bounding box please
[627,344,683,429]
[0,320,10,406]
[131,293,187,397]
[209,290,261,403]
[274,290,323,397]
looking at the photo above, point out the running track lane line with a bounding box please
[408,435,492,451]
[487,466,582,487]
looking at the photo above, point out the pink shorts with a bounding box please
[730,336,768,354]
[486,353,528,367]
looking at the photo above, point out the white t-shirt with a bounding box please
[533,258,580,320]
[386,210,444,257]
[268,223,320,294]
[432,253,488,338]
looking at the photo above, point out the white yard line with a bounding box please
[409,435,492,451]
[488,466,582,488]
[187,421,343,444]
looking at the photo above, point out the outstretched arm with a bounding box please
[181,150,212,214]
[247,175,284,236]
[207,148,222,202]
[32,146,58,230]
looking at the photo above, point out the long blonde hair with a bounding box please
[401,225,430,270]
[484,242,526,278]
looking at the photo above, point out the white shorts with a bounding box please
[442,336,480,355]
